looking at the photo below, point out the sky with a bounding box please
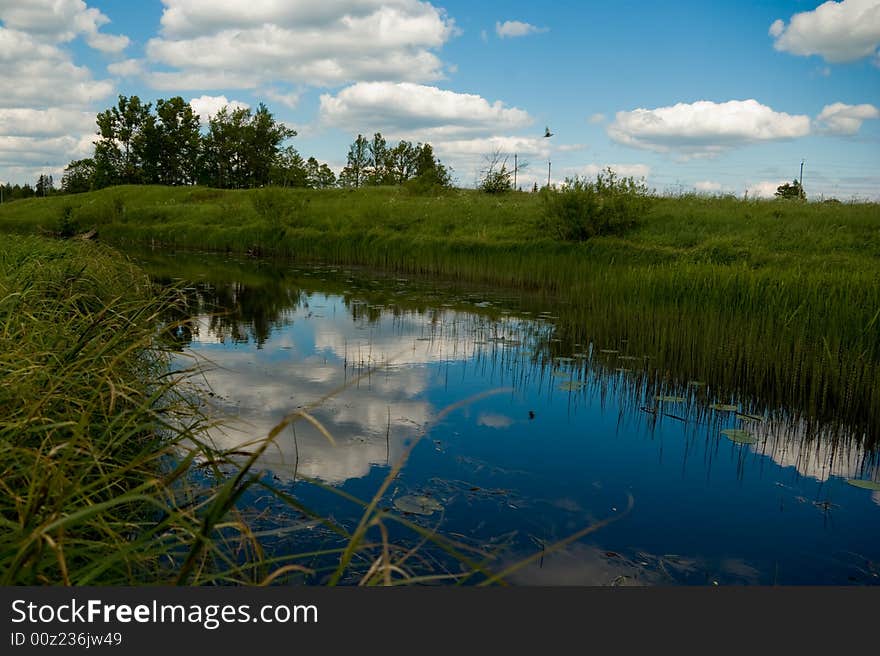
[1,0,879,199]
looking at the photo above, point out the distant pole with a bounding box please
[799,159,804,187]
[547,160,551,187]
[514,153,517,190]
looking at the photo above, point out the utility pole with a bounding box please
[514,153,517,191]
[799,159,805,200]
[547,160,551,188]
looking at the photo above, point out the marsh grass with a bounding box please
[3,238,620,585]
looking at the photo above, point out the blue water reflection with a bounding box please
[146,253,880,585]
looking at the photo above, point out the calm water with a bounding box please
[141,251,880,585]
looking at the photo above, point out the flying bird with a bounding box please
[544,126,554,138]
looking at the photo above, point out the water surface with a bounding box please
[142,251,880,585]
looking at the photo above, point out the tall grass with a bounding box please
[1,186,878,442]
[2,237,578,584]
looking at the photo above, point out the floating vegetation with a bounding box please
[687,380,706,387]
[619,355,642,362]
[553,356,575,364]
[599,349,619,354]
[721,429,758,445]
[845,479,880,491]
[657,395,687,403]
[393,495,444,516]
[551,370,573,378]
[557,381,586,391]
[736,412,764,422]
[710,403,739,412]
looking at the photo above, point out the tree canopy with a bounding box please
[51,97,451,195]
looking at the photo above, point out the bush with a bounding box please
[540,168,652,241]
[57,205,79,238]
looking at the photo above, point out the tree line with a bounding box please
[0,95,454,199]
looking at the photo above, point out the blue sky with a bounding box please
[1,0,879,198]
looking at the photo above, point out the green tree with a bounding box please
[61,159,96,194]
[366,132,393,185]
[271,146,309,187]
[339,134,370,188]
[154,97,201,185]
[775,179,806,201]
[478,149,511,193]
[35,174,54,197]
[246,103,296,187]
[94,95,153,185]
[388,140,418,184]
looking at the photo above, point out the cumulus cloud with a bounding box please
[0,0,129,52]
[319,82,533,140]
[495,20,548,38]
[189,95,250,122]
[745,181,785,199]
[145,0,457,89]
[815,102,880,134]
[694,180,723,192]
[0,29,114,108]
[264,88,302,110]
[588,113,606,124]
[107,58,144,77]
[0,22,114,183]
[563,163,651,179]
[608,99,811,157]
[770,0,880,63]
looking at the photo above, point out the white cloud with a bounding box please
[434,136,549,158]
[189,95,250,122]
[264,88,302,110]
[319,82,533,140]
[608,99,811,157]
[815,102,880,134]
[745,181,785,199]
[107,58,144,77]
[556,143,589,153]
[495,20,548,38]
[0,109,95,138]
[694,180,723,192]
[0,29,114,108]
[0,0,129,52]
[145,0,456,89]
[770,0,880,63]
[0,23,114,183]
[563,163,651,179]
[588,113,606,124]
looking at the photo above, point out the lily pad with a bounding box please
[558,381,585,391]
[599,349,619,354]
[552,370,572,378]
[393,495,444,516]
[619,355,642,362]
[736,412,764,422]
[721,429,757,444]
[657,395,687,403]
[553,357,575,364]
[846,479,880,491]
[710,403,739,412]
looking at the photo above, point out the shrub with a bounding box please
[540,168,652,241]
[57,205,79,238]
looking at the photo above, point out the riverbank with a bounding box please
[2,186,878,439]
[0,236,498,584]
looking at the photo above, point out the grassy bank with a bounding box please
[0,236,508,584]
[1,186,879,441]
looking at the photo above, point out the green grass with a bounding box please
[1,186,878,441]
[0,236,536,584]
